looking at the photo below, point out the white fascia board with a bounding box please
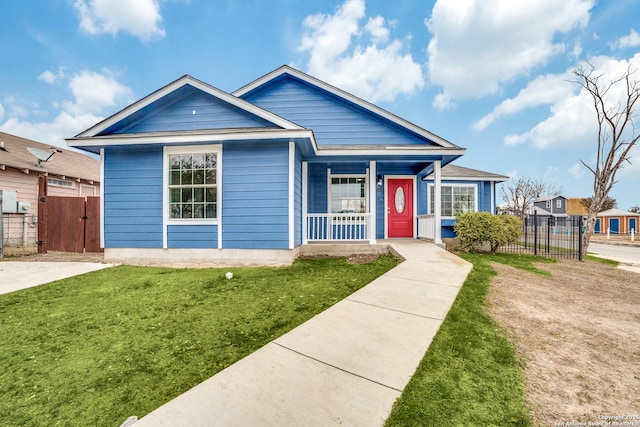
[316,148,466,157]
[234,65,461,149]
[422,176,509,182]
[67,129,316,148]
[76,75,302,138]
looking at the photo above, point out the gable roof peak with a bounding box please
[234,65,462,150]
[74,72,302,139]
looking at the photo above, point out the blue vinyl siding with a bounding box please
[120,91,274,134]
[242,78,434,147]
[307,164,328,213]
[103,146,163,248]
[168,225,218,248]
[222,143,290,249]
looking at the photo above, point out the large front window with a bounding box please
[430,185,476,217]
[330,176,366,213]
[168,150,218,220]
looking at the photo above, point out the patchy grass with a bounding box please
[386,253,550,427]
[584,254,620,266]
[0,255,398,427]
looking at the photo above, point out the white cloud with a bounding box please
[38,67,66,84]
[611,29,640,49]
[0,102,4,120]
[503,54,640,149]
[0,112,103,149]
[569,163,585,178]
[365,16,389,44]
[474,71,575,130]
[74,0,165,42]
[0,70,132,148]
[64,70,132,115]
[426,0,593,109]
[298,0,424,103]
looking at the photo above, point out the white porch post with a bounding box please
[369,161,377,244]
[302,161,308,244]
[434,160,442,245]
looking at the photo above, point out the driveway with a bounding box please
[0,259,115,295]
[588,242,640,274]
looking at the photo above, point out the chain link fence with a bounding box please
[1,213,38,257]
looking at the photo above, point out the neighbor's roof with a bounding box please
[534,193,566,202]
[424,164,509,181]
[0,131,100,182]
[597,208,640,217]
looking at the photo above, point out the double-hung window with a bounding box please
[330,176,367,213]
[166,146,220,221]
[429,184,476,217]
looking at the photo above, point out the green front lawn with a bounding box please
[0,255,398,427]
[386,253,555,427]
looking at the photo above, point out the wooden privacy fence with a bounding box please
[38,195,102,253]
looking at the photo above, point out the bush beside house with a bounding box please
[454,212,522,254]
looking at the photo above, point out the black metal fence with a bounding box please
[500,213,583,260]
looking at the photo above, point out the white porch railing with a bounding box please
[305,213,371,242]
[417,214,436,240]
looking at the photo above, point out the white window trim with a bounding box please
[428,183,478,219]
[163,145,222,227]
[556,199,562,209]
[327,170,369,214]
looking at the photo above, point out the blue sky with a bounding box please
[1,0,640,209]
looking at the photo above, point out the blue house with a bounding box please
[67,66,501,266]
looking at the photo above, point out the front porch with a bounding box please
[300,160,445,245]
[303,213,438,243]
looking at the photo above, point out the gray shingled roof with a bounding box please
[425,164,509,181]
[0,131,100,182]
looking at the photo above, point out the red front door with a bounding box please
[387,178,414,238]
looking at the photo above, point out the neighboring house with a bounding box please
[67,65,507,266]
[594,208,640,234]
[531,194,568,217]
[566,197,588,216]
[1,132,100,249]
[423,164,508,239]
[0,131,101,210]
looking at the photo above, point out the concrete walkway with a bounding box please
[133,240,472,427]
[0,261,115,295]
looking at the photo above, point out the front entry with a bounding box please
[387,178,414,238]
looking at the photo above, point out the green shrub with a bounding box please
[454,212,522,254]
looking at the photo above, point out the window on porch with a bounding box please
[429,185,476,217]
[330,176,367,213]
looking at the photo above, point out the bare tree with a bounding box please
[574,63,640,253]
[630,205,640,214]
[500,177,560,219]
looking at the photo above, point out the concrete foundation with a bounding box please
[104,247,301,268]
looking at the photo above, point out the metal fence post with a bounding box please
[578,216,583,262]
[533,211,538,256]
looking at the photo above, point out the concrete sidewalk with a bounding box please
[0,261,115,295]
[133,240,472,427]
